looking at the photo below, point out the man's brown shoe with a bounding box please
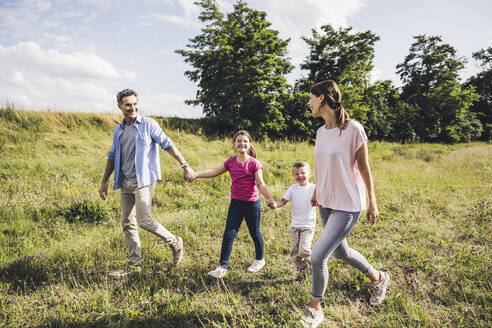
[171,237,183,265]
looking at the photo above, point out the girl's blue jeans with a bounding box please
[219,198,264,268]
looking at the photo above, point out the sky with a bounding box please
[0,0,491,118]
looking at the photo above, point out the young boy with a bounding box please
[274,161,316,274]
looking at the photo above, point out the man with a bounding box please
[99,88,194,277]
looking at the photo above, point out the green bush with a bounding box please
[416,149,445,162]
[60,199,110,224]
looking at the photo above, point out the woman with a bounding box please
[300,80,390,327]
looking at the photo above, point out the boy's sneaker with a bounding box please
[299,306,324,328]
[296,265,310,281]
[247,259,265,272]
[108,264,141,278]
[369,271,390,306]
[170,236,183,265]
[208,266,227,279]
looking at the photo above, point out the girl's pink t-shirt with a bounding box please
[314,120,368,212]
[224,156,263,202]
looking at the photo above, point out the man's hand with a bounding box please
[99,182,108,200]
[183,166,195,182]
[366,201,378,225]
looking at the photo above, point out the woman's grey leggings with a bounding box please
[310,207,375,301]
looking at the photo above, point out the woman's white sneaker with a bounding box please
[370,271,390,306]
[207,266,227,279]
[247,259,265,272]
[299,306,324,327]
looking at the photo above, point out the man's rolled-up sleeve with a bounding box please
[150,119,173,150]
[108,131,117,160]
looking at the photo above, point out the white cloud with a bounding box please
[146,0,202,29]
[152,12,201,29]
[0,42,135,79]
[43,33,72,42]
[143,0,173,4]
[141,92,202,118]
[79,0,122,9]
[177,0,199,19]
[370,67,383,84]
[32,0,52,12]
[170,0,366,77]
[0,42,135,112]
[247,0,366,66]
[0,0,368,117]
[0,12,22,28]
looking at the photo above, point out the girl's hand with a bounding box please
[183,166,195,182]
[267,199,277,209]
[366,201,378,225]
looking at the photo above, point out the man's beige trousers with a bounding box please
[120,179,176,265]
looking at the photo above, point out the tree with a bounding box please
[466,47,492,140]
[390,100,418,144]
[280,86,318,142]
[298,24,380,125]
[175,0,293,139]
[396,35,481,142]
[362,80,399,141]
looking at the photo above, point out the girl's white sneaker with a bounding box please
[207,266,227,278]
[247,259,265,272]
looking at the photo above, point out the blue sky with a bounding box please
[0,0,491,118]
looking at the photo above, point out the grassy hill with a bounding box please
[0,107,490,327]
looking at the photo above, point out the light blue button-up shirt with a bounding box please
[108,115,173,190]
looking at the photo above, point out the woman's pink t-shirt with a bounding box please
[224,156,263,202]
[314,120,368,212]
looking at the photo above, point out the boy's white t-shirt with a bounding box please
[282,183,316,228]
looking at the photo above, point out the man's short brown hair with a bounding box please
[117,89,138,105]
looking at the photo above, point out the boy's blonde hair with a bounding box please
[292,161,310,170]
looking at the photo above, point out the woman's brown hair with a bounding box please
[233,130,256,158]
[310,80,351,132]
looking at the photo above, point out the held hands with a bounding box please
[267,198,277,209]
[310,194,318,207]
[183,166,195,182]
[366,201,378,225]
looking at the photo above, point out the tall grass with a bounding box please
[0,107,490,327]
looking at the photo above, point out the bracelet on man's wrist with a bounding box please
[180,162,189,168]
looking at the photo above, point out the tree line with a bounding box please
[176,0,491,143]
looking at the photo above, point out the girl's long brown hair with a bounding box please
[233,130,256,158]
[310,80,351,133]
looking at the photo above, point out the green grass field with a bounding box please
[0,107,490,327]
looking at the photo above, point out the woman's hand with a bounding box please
[310,192,318,207]
[366,201,378,225]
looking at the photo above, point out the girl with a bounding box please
[193,130,276,278]
[300,80,390,327]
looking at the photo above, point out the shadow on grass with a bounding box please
[30,309,233,328]
[0,252,293,298]
[0,251,372,307]
[0,255,50,291]
[225,276,297,296]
